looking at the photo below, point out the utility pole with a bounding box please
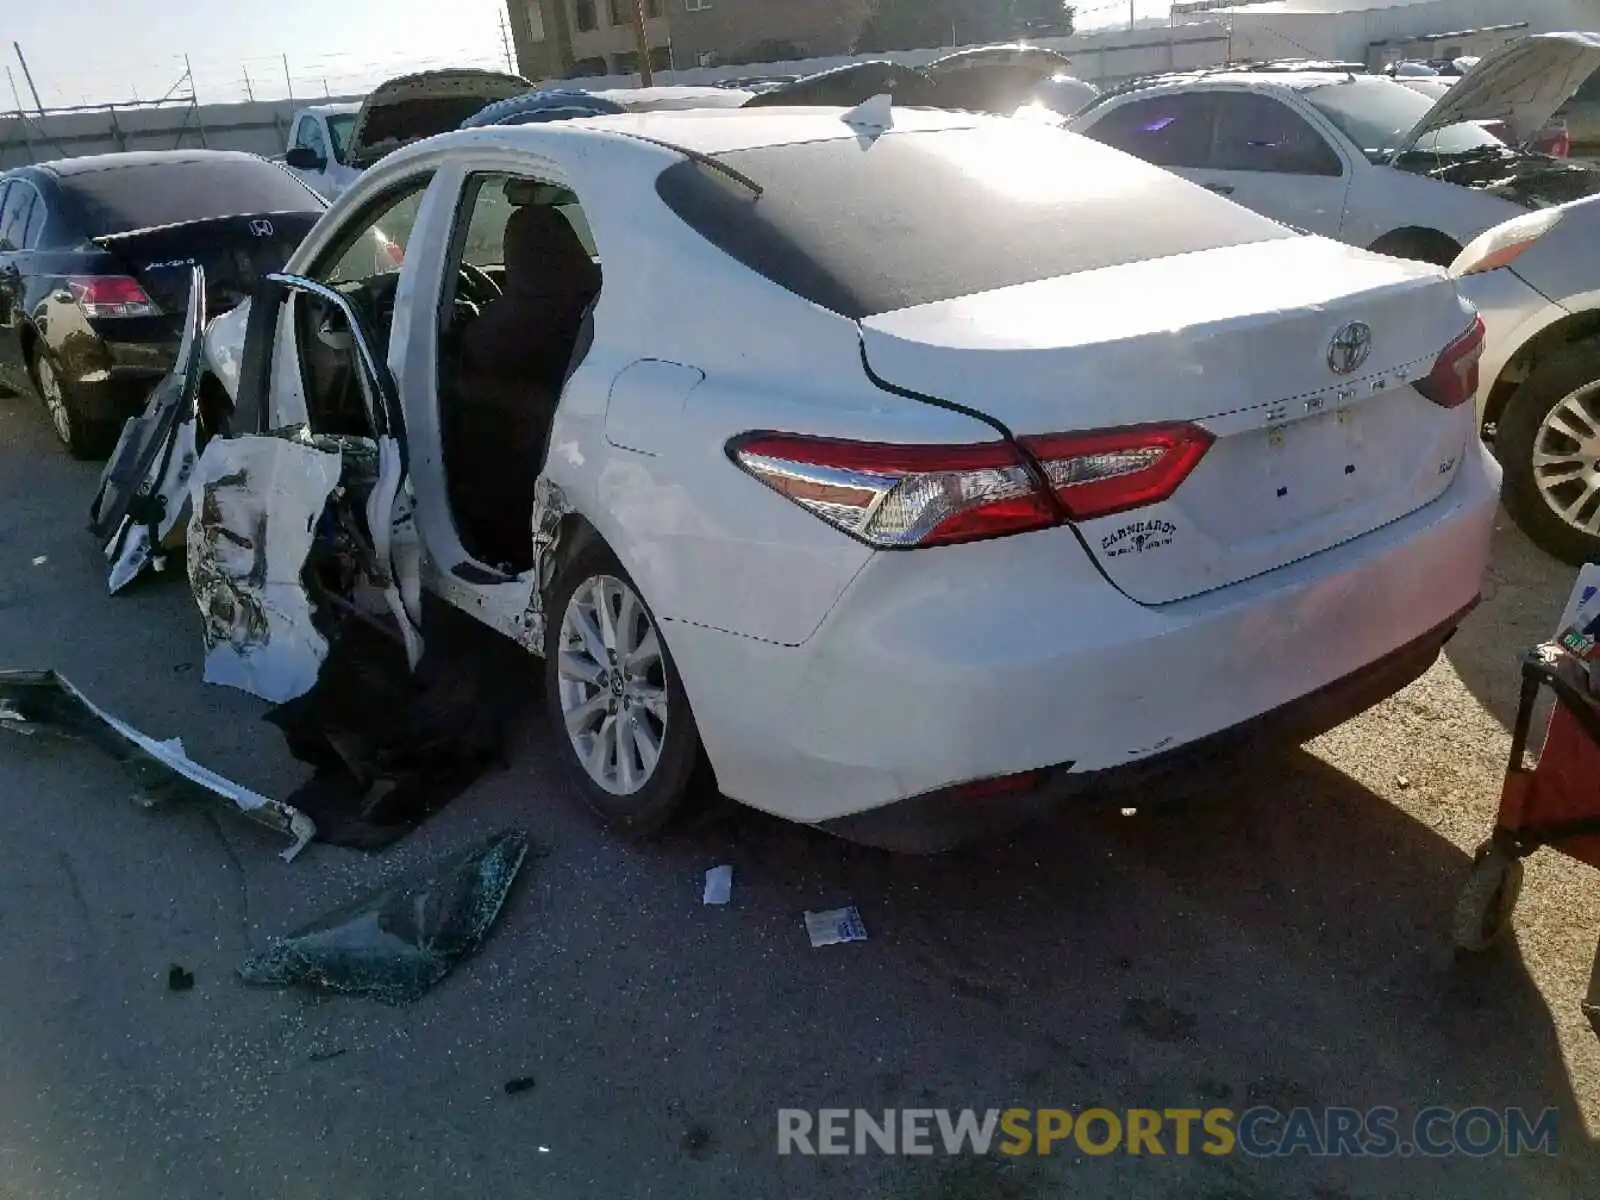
[1129,0,1136,31]
[13,42,45,115]
[242,64,255,102]
[283,54,294,102]
[630,0,654,86]
[5,66,26,115]
[499,9,518,74]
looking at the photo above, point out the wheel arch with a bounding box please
[1366,226,1463,265]
[1482,307,1600,432]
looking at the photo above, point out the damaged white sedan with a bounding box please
[153,103,1497,850]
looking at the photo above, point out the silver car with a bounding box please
[1455,195,1600,562]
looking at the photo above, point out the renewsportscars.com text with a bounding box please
[777,1106,1560,1158]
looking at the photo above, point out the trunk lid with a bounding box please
[346,69,533,167]
[859,236,1478,605]
[97,212,320,316]
[1392,32,1600,157]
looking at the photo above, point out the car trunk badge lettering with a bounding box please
[1101,519,1177,557]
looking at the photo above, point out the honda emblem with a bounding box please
[249,218,275,238]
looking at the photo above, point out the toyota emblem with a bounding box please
[1327,321,1373,375]
[249,218,275,238]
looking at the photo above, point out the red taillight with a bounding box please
[728,423,1212,548]
[65,275,160,319]
[730,434,1054,548]
[1020,423,1214,520]
[1416,317,1485,409]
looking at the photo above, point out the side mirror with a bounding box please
[285,146,327,171]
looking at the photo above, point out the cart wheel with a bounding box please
[1451,843,1525,953]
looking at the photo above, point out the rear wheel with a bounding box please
[1497,343,1600,564]
[543,542,703,835]
[32,351,119,460]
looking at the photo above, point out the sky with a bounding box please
[4,0,515,108]
[4,0,1179,109]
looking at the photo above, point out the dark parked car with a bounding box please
[0,150,324,457]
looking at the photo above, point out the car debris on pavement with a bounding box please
[805,906,868,948]
[237,830,530,1004]
[0,668,315,861]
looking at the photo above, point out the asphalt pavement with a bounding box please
[0,384,1596,1200]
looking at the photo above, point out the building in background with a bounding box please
[671,0,873,69]
[507,0,674,79]
[1177,0,1595,71]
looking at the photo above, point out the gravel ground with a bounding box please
[0,386,1596,1199]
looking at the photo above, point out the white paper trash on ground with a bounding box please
[703,865,733,906]
[805,906,867,948]
[1555,564,1600,640]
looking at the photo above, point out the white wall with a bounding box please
[0,95,365,170]
[1217,0,1593,67]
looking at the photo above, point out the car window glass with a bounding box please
[327,115,356,163]
[0,183,36,251]
[1081,93,1214,168]
[0,181,12,248]
[295,116,330,162]
[1210,92,1342,176]
[454,175,596,270]
[21,188,47,247]
[316,176,433,285]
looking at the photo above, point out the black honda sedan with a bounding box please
[0,150,324,457]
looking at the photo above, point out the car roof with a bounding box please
[590,85,755,110]
[1096,69,1406,106]
[32,149,270,177]
[542,104,988,153]
[300,102,362,117]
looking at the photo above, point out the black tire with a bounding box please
[542,540,703,835]
[30,349,119,460]
[1496,343,1600,565]
[1367,229,1461,268]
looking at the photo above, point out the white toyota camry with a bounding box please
[114,103,1500,850]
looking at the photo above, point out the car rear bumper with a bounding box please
[664,440,1500,834]
[819,602,1472,852]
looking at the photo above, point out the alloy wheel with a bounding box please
[556,574,669,796]
[1532,379,1600,536]
[36,357,72,445]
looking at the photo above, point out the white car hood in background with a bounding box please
[346,68,533,166]
[1393,31,1600,155]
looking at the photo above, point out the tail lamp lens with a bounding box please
[1415,316,1485,409]
[730,423,1211,548]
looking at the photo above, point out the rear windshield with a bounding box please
[655,125,1290,319]
[58,157,323,237]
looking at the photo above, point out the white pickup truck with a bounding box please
[283,69,532,201]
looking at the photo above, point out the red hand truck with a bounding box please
[1453,644,1600,1032]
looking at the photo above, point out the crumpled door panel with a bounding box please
[89,266,208,594]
